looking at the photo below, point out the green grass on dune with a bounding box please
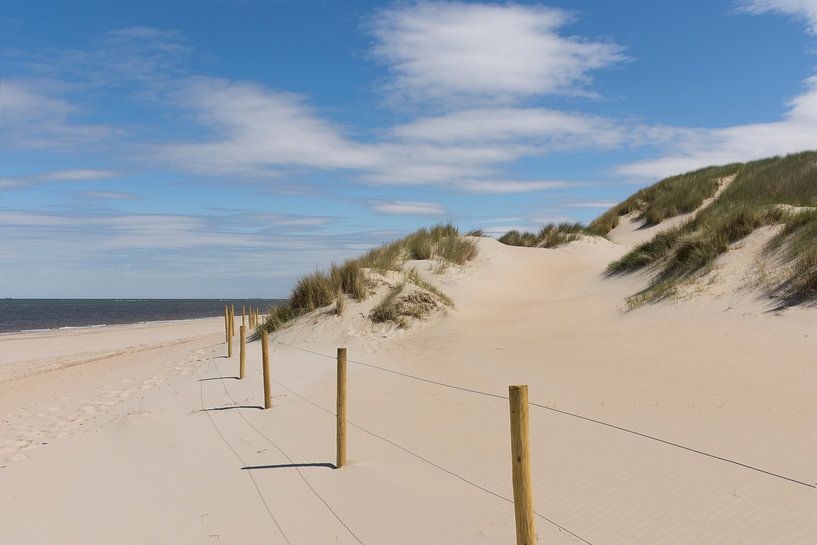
[498,222,585,249]
[259,224,477,333]
[587,164,739,236]
[608,151,817,306]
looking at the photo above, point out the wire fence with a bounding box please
[198,332,815,545]
[272,339,815,490]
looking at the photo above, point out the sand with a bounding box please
[1,235,815,544]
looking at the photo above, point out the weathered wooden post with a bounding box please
[230,304,235,337]
[242,305,246,327]
[224,305,232,358]
[261,330,272,409]
[336,347,347,468]
[239,325,246,379]
[509,385,535,545]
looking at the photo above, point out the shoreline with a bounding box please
[0,315,224,337]
[0,316,226,385]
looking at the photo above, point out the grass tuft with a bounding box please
[405,267,454,307]
[370,283,406,326]
[499,222,585,249]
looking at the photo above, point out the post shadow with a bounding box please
[199,405,264,412]
[241,462,337,470]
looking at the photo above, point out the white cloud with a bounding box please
[563,200,619,208]
[370,200,447,215]
[39,169,120,181]
[162,78,631,189]
[0,80,111,149]
[737,0,817,33]
[371,1,624,105]
[163,77,376,176]
[76,191,139,200]
[1,168,120,190]
[617,75,817,178]
[391,108,625,148]
[456,179,583,194]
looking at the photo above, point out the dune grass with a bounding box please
[370,283,406,326]
[607,151,817,306]
[405,267,454,307]
[587,164,739,235]
[371,270,451,328]
[498,222,585,249]
[259,224,477,332]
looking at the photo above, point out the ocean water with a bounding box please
[0,299,285,334]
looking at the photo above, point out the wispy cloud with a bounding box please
[75,190,139,201]
[617,73,817,179]
[162,77,375,176]
[455,180,584,194]
[371,1,625,106]
[161,77,632,190]
[736,0,817,33]
[370,200,446,215]
[0,80,111,149]
[1,168,120,190]
[562,200,619,208]
[0,208,404,296]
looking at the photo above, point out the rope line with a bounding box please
[273,339,815,489]
[255,350,594,545]
[211,349,366,545]
[193,349,292,545]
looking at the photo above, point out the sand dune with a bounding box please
[1,236,815,544]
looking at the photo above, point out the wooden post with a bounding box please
[509,385,535,545]
[239,325,246,379]
[242,305,246,327]
[224,305,232,358]
[261,330,272,409]
[336,347,347,468]
[230,304,235,337]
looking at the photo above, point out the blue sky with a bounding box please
[2,0,817,298]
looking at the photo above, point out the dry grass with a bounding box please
[370,283,406,326]
[405,267,454,307]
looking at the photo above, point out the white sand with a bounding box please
[1,236,815,544]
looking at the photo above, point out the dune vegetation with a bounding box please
[259,224,477,333]
[603,151,817,306]
[498,222,586,249]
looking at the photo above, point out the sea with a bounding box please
[0,299,286,334]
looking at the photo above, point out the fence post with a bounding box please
[224,305,232,358]
[509,385,535,545]
[242,305,246,327]
[261,330,272,409]
[230,304,235,338]
[336,347,347,468]
[239,325,246,379]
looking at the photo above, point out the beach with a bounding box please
[1,237,815,544]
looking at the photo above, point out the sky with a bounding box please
[2,0,817,298]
